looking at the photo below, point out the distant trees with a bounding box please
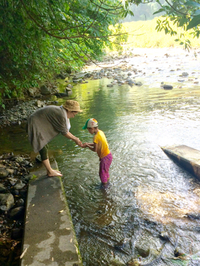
[123,0,165,22]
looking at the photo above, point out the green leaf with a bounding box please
[153,8,165,15]
[179,17,188,27]
[185,1,200,7]
[194,9,200,15]
[187,14,200,29]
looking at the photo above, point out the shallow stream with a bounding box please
[1,48,200,265]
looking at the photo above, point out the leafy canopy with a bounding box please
[0,0,132,107]
[153,0,200,49]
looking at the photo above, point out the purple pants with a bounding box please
[99,153,113,183]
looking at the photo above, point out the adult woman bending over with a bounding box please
[27,100,83,177]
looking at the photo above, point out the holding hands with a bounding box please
[81,143,94,148]
[72,138,94,149]
[81,143,88,148]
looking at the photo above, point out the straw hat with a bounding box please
[63,100,82,112]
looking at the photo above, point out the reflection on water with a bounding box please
[1,48,200,265]
[136,186,200,223]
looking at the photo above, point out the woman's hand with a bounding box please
[64,132,83,147]
[74,138,83,147]
[81,143,88,148]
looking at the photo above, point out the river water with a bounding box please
[1,48,200,265]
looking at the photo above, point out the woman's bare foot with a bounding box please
[42,159,63,177]
[53,169,61,174]
[47,169,63,177]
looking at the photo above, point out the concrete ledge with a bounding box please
[21,160,83,266]
[161,145,200,180]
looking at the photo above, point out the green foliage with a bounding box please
[31,174,38,180]
[187,14,200,29]
[0,0,132,107]
[122,0,200,50]
[152,0,200,49]
[109,23,129,52]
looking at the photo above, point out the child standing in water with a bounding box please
[82,118,113,187]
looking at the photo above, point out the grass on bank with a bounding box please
[109,17,200,52]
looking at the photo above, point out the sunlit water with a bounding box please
[1,48,200,265]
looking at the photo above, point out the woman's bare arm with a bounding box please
[64,132,83,147]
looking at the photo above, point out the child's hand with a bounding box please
[86,144,94,150]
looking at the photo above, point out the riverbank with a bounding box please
[0,153,33,265]
[0,153,83,266]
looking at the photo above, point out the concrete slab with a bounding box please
[21,160,83,266]
[161,145,200,180]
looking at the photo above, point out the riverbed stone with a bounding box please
[186,213,200,220]
[135,244,150,258]
[8,178,18,186]
[110,258,125,266]
[11,228,23,240]
[66,83,73,88]
[127,259,141,266]
[9,206,25,220]
[15,198,25,207]
[0,193,14,211]
[40,85,51,95]
[159,231,170,242]
[161,84,173,90]
[14,180,26,190]
[181,72,189,77]
[28,87,40,97]
[174,247,186,257]
[0,184,7,193]
[15,156,24,163]
[7,168,15,175]
[0,205,8,211]
[135,81,142,86]
[0,168,9,178]
[36,100,46,108]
